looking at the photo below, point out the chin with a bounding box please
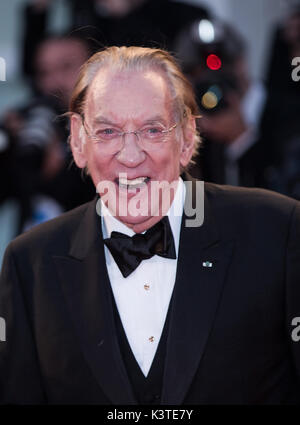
[116,196,153,224]
[117,213,151,226]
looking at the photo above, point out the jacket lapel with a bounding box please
[53,198,137,404]
[161,179,235,404]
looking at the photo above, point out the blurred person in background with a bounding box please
[260,4,300,200]
[175,18,267,187]
[194,71,266,187]
[265,4,300,92]
[22,0,210,80]
[5,34,95,231]
[0,126,14,205]
[0,126,19,268]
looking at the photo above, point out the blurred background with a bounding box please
[0,0,300,266]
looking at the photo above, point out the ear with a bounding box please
[70,114,87,168]
[180,116,196,168]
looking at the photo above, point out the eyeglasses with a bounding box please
[80,115,179,154]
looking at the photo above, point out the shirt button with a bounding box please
[144,284,150,291]
[144,393,160,404]
[148,336,154,342]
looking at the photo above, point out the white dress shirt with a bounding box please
[101,178,185,377]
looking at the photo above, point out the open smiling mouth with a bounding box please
[115,176,151,191]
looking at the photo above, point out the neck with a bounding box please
[131,214,165,234]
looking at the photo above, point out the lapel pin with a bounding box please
[202,261,213,268]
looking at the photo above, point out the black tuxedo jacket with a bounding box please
[0,180,300,404]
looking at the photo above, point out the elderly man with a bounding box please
[0,46,300,405]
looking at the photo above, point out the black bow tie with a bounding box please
[103,216,176,278]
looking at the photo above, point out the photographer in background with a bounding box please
[260,5,300,200]
[193,71,266,187]
[8,35,95,231]
[0,126,13,205]
[175,18,267,187]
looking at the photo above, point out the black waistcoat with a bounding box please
[111,291,173,405]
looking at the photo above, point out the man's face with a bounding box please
[71,68,194,232]
[35,39,89,108]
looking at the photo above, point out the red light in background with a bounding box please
[206,54,222,70]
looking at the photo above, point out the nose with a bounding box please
[116,132,146,167]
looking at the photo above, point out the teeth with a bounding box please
[119,177,148,186]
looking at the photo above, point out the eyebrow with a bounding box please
[92,116,119,127]
[92,115,168,127]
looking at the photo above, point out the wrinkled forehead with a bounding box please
[84,68,175,123]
